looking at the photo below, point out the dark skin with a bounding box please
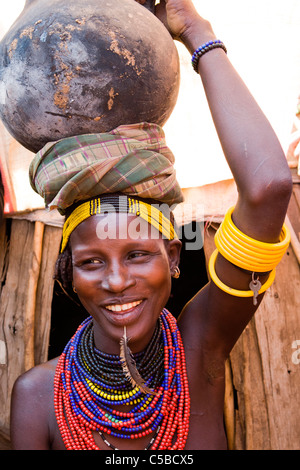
[10,0,292,450]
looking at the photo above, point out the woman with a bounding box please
[10,0,292,450]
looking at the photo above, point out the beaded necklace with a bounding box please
[54,309,190,450]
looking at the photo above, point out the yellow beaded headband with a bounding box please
[61,195,178,252]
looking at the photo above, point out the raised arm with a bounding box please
[157,0,292,357]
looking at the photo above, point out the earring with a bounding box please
[172,266,180,279]
[73,285,77,293]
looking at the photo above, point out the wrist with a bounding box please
[179,18,216,55]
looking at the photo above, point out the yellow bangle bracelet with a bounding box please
[225,206,289,241]
[208,249,276,298]
[214,206,290,272]
[216,230,283,271]
[217,222,287,259]
[223,206,290,252]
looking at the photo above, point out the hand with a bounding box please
[155,0,200,41]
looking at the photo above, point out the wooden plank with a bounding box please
[24,221,44,371]
[293,183,300,209]
[224,359,235,450]
[285,216,300,265]
[0,219,35,435]
[0,219,8,285]
[34,225,62,365]
[0,430,11,450]
[0,219,62,442]
[229,319,272,449]
[252,247,300,449]
[230,244,300,449]
[287,188,300,242]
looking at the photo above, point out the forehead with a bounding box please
[70,212,163,247]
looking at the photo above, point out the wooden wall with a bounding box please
[0,218,61,448]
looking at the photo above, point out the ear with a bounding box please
[165,239,182,271]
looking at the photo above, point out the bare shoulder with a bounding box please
[13,357,58,397]
[11,357,59,450]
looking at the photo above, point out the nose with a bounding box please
[101,261,135,293]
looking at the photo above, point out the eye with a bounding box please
[128,251,148,260]
[84,258,102,264]
[74,258,103,268]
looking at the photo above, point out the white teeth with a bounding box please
[105,300,142,312]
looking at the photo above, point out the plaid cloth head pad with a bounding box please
[29,122,183,214]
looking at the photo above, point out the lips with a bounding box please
[104,300,143,313]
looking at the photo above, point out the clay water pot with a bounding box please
[0,0,180,152]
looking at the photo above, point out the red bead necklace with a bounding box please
[53,309,190,450]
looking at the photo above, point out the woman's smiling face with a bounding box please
[70,212,181,354]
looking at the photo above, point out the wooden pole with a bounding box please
[224,359,235,449]
[285,215,300,265]
[23,221,44,371]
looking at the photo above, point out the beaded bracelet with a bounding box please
[214,206,290,272]
[191,39,227,72]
